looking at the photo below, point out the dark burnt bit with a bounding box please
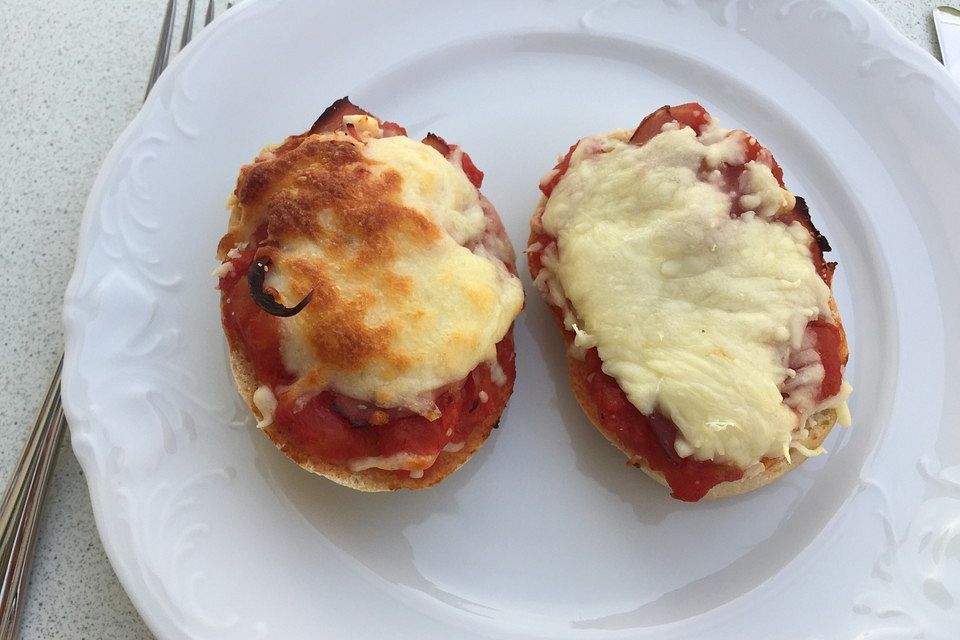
[492,421,500,430]
[246,256,314,317]
[309,97,372,135]
[793,196,832,253]
[421,132,451,156]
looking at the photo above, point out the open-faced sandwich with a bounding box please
[215,98,524,490]
[527,103,851,501]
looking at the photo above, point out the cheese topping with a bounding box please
[341,114,381,137]
[233,133,523,416]
[252,385,277,430]
[540,125,838,469]
[348,451,438,473]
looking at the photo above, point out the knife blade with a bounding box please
[934,5,960,82]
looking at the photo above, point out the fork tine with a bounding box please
[205,0,215,25]
[145,0,178,100]
[180,0,197,49]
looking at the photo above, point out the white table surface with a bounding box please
[0,0,947,637]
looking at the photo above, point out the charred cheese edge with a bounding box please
[221,125,523,418]
[536,124,851,470]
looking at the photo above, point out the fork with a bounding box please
[0,1,225,636]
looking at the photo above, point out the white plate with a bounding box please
[63,0,960,638]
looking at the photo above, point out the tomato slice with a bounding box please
[422,133,484,188]
[628,102,710,146]
[540,141,580,198]
[453,145,484,189]
[809,320,843,401]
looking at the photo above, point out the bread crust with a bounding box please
[528,181,848,499]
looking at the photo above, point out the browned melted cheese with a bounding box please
[219,130,523,416]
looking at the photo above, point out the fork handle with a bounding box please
[0,357,67,639]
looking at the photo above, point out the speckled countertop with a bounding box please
[0,0,947,637]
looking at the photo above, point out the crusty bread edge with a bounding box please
[528,179,848,499]
[223,324,506,492]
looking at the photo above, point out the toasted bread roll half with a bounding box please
[528,103,851,501]
[216,98,523,490]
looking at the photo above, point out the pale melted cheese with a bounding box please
[341,114,381,137]
[348,451,438,473]
[271,135,523,415]
[540,126,840,469]
[252,385,277,430]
